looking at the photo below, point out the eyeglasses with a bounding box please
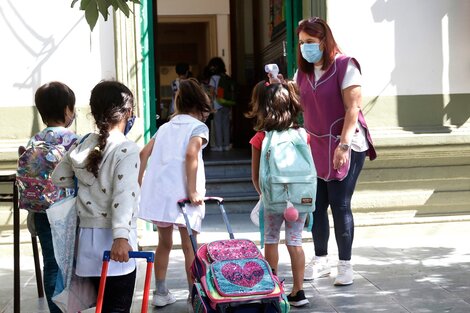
[298,17,319,26]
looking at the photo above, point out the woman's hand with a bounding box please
[333,146,349,170]
[268,73,285,84]
[110,238,132,262]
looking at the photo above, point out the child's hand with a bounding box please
[189,191,204,206]
[110,238,132,262]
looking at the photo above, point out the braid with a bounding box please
[85,80,134,177]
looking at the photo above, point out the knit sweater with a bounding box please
[52,130,140,240]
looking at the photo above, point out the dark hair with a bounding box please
[175,62,190,76]
[207,57,226,75]
[85,81,134,177]
[245,80,302,132]
[174,78,213,118]
[34,81,75,125]
[296,17,341,73]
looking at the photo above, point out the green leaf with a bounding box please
[96,0,110,21]
[80,0,92,10]
[115,0,130,17]
[107,0,119,11]
[85,0,99,30]
[70,0,80,8]
[128,0,141,4]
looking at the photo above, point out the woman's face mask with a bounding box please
[300,43,323,64]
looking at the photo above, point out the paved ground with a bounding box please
[1,219,470,312]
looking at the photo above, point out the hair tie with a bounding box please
[94,146,101,152]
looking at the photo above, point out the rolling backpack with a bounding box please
[178,198,290,313]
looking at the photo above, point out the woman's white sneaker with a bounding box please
[334,260,353,286]
[304,256,331,281]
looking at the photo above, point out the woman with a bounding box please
[294,17,377,286]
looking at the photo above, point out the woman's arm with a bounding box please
[186,136,205,205]
[138,138,155,186]
[251,146,261,195]
[333,85,362,169]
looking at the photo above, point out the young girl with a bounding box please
[52,81,140,313]
[138,78,212,307]
[245,80,309,307]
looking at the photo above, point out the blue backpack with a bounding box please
[259,128,316,214]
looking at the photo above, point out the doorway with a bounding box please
[156,16,217,122]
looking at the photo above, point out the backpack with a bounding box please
[216,74,237,107]
[259,128,317,214]
[191,239,289,313]
[17,141,68,212]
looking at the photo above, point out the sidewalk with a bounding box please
[1,220,470,312]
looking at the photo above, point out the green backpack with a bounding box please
[259,128,316,214]
[216,74,237,107]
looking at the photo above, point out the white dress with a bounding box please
[138,114,209,232]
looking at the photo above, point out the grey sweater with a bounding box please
[52,130,140,240]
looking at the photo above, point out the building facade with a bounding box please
[1,0,469,219]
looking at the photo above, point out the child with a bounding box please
[170,62,190,114]
[245,80,310,307]
[52,81,140,313]
[25,81,78,313]
[138,78,212,307]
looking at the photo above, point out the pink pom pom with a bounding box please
[284,206,299,222]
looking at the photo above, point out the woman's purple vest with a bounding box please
[297,55,376,179]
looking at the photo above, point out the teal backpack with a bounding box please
[259,128,317,214]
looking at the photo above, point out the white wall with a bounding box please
[327,0,470,97]
[0,0,116,109]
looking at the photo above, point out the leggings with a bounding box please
[312,150,366,261]
[90,269,136,313]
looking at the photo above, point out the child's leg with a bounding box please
[178,226,196,289]
[34,213,61,313]
[285,213,308,295]
[264,243,279,274]
[91,269,136,313]
[287,245,305,294]
[263,212,284,274]
[155,224,173,294]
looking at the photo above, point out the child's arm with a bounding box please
[185,136,206,205]
[251,146,261,195]
[138,138,155,186]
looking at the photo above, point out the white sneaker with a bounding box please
[334,260,353,286]
[152,290,176,307]
[304,256,331,281]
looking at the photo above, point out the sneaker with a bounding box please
[287,290,309,307]
[223,144,232,151]
[212,146,223,152]
[152,290,176,307]
[304,256,331,281]
[334,260,354,286]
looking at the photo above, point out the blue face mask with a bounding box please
[124,116,136,135]
[300,43,323,64]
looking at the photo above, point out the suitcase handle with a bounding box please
[102,250,155,262]
[98,250,154,313]
[177,196,224,206]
